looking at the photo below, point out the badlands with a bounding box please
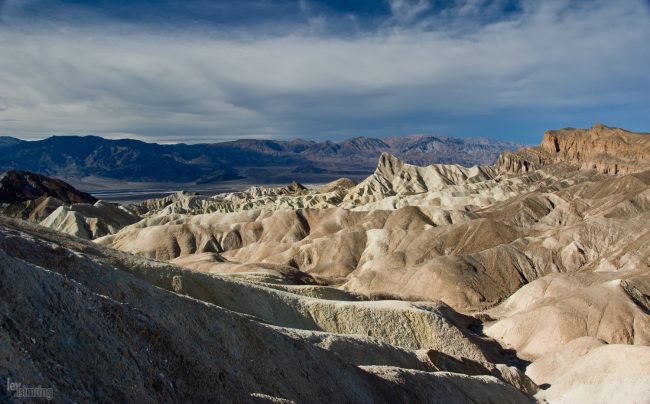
[1,124,649,402]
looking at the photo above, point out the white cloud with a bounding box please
[0,0,648,142]
[387,0,430,23]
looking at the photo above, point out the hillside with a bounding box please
[1,124,648,402]
[0,170,97,204]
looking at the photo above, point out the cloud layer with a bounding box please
[0,0,648,143]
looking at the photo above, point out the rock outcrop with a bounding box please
[0,216,533,402]
[40,200,141,239]
[498,124,650,175]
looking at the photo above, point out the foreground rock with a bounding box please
[0,216,531,402]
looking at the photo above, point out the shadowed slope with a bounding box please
[0,216,532,402]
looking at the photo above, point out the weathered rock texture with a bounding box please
[1,124,649,402]
[40,200,141,239]
[498,124,650,175]
[97,159,650,313]
[0,216,532,403]
[0,170,140,239]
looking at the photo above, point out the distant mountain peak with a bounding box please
[0,133,523,184]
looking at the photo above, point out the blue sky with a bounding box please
[0,0,648,144]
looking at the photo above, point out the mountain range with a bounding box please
[0,134,523,184]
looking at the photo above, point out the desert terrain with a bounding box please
[1,124,649,402]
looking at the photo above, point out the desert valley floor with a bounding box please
[1,124,649,403]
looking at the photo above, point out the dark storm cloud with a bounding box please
[0,0,648,143]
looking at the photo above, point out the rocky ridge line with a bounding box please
[497,124,650,175]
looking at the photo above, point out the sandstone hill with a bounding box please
[40,201,140,239]
[1,124,649,402]
[0,216,533,402]
[498,124,650,175]
[0,170,141,240]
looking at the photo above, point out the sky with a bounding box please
[0,0,648,144]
